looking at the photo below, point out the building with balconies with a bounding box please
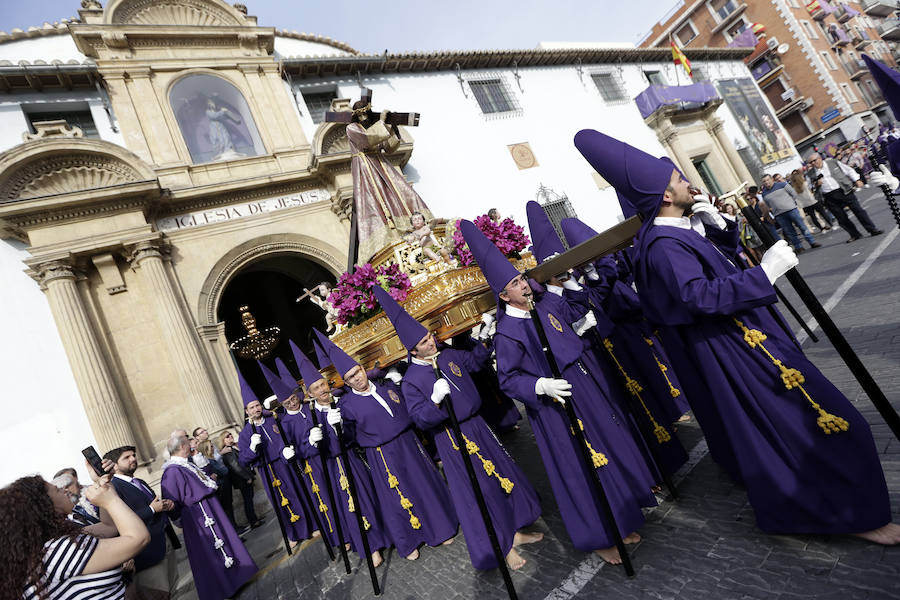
[640,0,898,157]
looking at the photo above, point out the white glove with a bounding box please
[326,407,342,426]
[263,395,278,410]
[573,311,598,337]
[308,427,323,447]
[431,378,451,405]
[480,313,495,328]
[385,368,403,384]
[760,240,799,284]
[691,201,727,230]
[582,263,599,281]
[282,446,295,460]
[561,278,582,291]
[867,170,887,186]
[535,377,572,403]
[249,433,262,452]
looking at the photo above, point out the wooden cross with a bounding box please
[324,88,420,127]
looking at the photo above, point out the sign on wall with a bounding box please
[716,78,795,166]
[156,188,330,232]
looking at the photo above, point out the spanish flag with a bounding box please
[671,40,693,79]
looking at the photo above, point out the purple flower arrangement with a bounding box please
[452,214,530,266]
[327,262,412,326]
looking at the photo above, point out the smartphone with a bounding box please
[82,446,106,477]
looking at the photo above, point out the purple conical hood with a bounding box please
[460,219,521,295]
[258,360,294,403]
[863,54,900,121]
[311,334,331,370]
[236,367,259,407]
[560,217,599,247]
[371,284,427,352]
[313,328,358,378]
[574,129,674,220]
[526,200,566,264]
[289,339,326,387]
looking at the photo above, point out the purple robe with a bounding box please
[294,403,391,554]
[339,381,459,556]
[161,463,257,600]
[402,345,542,569]
[494,294,657,552]
[634,224,891,534]
[452,334,522,433]
[238,416,317,541]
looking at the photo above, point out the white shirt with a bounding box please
[355,382,394,417]
[504,304,530,319]
[114,473,155,513]
[815,160,860,193]
[654,215,707,236]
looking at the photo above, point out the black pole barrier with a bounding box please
[736,195,900,443]
[271,409,337,562]
[251,421,293,556]
[527,300,635,576]
[737,246,819,346]
[431,358,519,600]
[308,404,352,574]
[329,399,381,596]
[866,149,900,230]
[585,327,679,501]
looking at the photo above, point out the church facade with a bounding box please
[0,0,798,484]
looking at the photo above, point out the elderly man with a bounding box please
[807,152,883,242]
[761,173,820,253]
[162,435,257,600]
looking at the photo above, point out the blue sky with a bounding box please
[2,0,679,54]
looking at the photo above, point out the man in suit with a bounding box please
[104,445,174,599]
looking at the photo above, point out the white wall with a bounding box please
[0,34,87,64]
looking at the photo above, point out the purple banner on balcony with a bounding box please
[727,28,759,48]
[635,82,720,119]
[842,2,860,16]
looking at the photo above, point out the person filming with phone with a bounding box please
[0,458,150,600]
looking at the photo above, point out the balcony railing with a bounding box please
[861,0,899,16]
[851,27,873,48]
[711,2,749,33]
[879,18,900,39]
[842,58,869,79]
[828,25,851,46]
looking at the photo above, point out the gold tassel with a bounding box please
[445,428,515,494]
[304,460,332,533]
[603,338,671,444]
[377,446,422,529]
[572,419,609,467]
[643,336,682,398]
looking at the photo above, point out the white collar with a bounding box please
[113,473,135,483]
[286,407,303,415]
[313,402,330,413]
[545,284,563,296]
[411,352,440,366]
[505,304,530,319]
[354,382,376,396]
[166,456,216,488]
[653,216,692,229]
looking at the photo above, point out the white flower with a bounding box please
[214,537,224,549]
[224,556,234,568]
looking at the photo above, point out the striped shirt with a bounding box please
[22,535,124,600]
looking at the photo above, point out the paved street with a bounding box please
[173,188,900,600]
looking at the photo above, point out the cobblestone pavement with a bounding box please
[198,189,899,600]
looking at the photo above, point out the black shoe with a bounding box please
[810,242,822,248]
[870,229,884,236]
[846,236,861,243]
[795,247,805,254]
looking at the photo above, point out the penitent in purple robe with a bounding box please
[494,294,658,552]
[238,416,316,542]
[339,381,458,557]
[161,461,257,600]
[403,343,542,569]
[635,224,891,534]
[295,402,391,555]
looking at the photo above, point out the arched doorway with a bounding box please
[217,253,336,400]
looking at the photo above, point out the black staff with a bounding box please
[736,195,900,442]
[328,398,381,596]
[526,299,635,576]
[307,402,352,573]
[866,146,900,230]
[271,408,337,562]
[430,357,518,600]
[251,421,293,556]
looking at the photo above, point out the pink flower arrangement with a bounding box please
[452,215,531,266]
[327,262,412,326]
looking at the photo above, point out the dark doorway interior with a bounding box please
[217,253,337,402]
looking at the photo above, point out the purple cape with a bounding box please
[634,223,891,533]
[161,464,257,600]
[402,346,542,569]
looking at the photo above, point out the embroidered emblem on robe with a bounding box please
[548,313,563,332]
[272,423,280,434]
[388,390,401,404]
[449,361,462,377]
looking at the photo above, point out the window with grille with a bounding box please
[591,72,628,102]
[301,90,338,124]
[468,78,518,115]
[26,108,98,137]
[644,70,668,86]
[541,197,577,247]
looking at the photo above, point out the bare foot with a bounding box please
[623,532,641,544]
[289,540,300,550]
[440,536,455,546]
[677,413,692,422]
[512,531,544,546]
[311,530,321,538]
[651,485,662,494]
[594,546,622,565]
[506,547,526,570]
[345,543,351,551]
[853,523,900,545]
[405,548,420,560]
[372,551,384,567]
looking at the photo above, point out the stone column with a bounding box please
[657,122,705,187]
[36,260,135,450]
[197,322,243,425]
[128,242,229,431]
[709,116,755,185]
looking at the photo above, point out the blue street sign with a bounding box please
[822,109,841,122]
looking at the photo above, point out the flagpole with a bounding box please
[671,35,682,88]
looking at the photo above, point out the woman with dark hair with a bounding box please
[2,469,149,600]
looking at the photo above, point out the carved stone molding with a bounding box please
[110,0,244,26]
[321,124,349,155]
[33,259,77,289]
[0,153,143,201]
[23,120,84,142]
[126,239,166,266]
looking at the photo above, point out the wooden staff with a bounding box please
[307,403,352,573]
[251,421,292,556]
[736,194,900,442]
[328,398,381,596]
[271,409,337,562]
[526,299,635,576]
[430,357,518,600]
